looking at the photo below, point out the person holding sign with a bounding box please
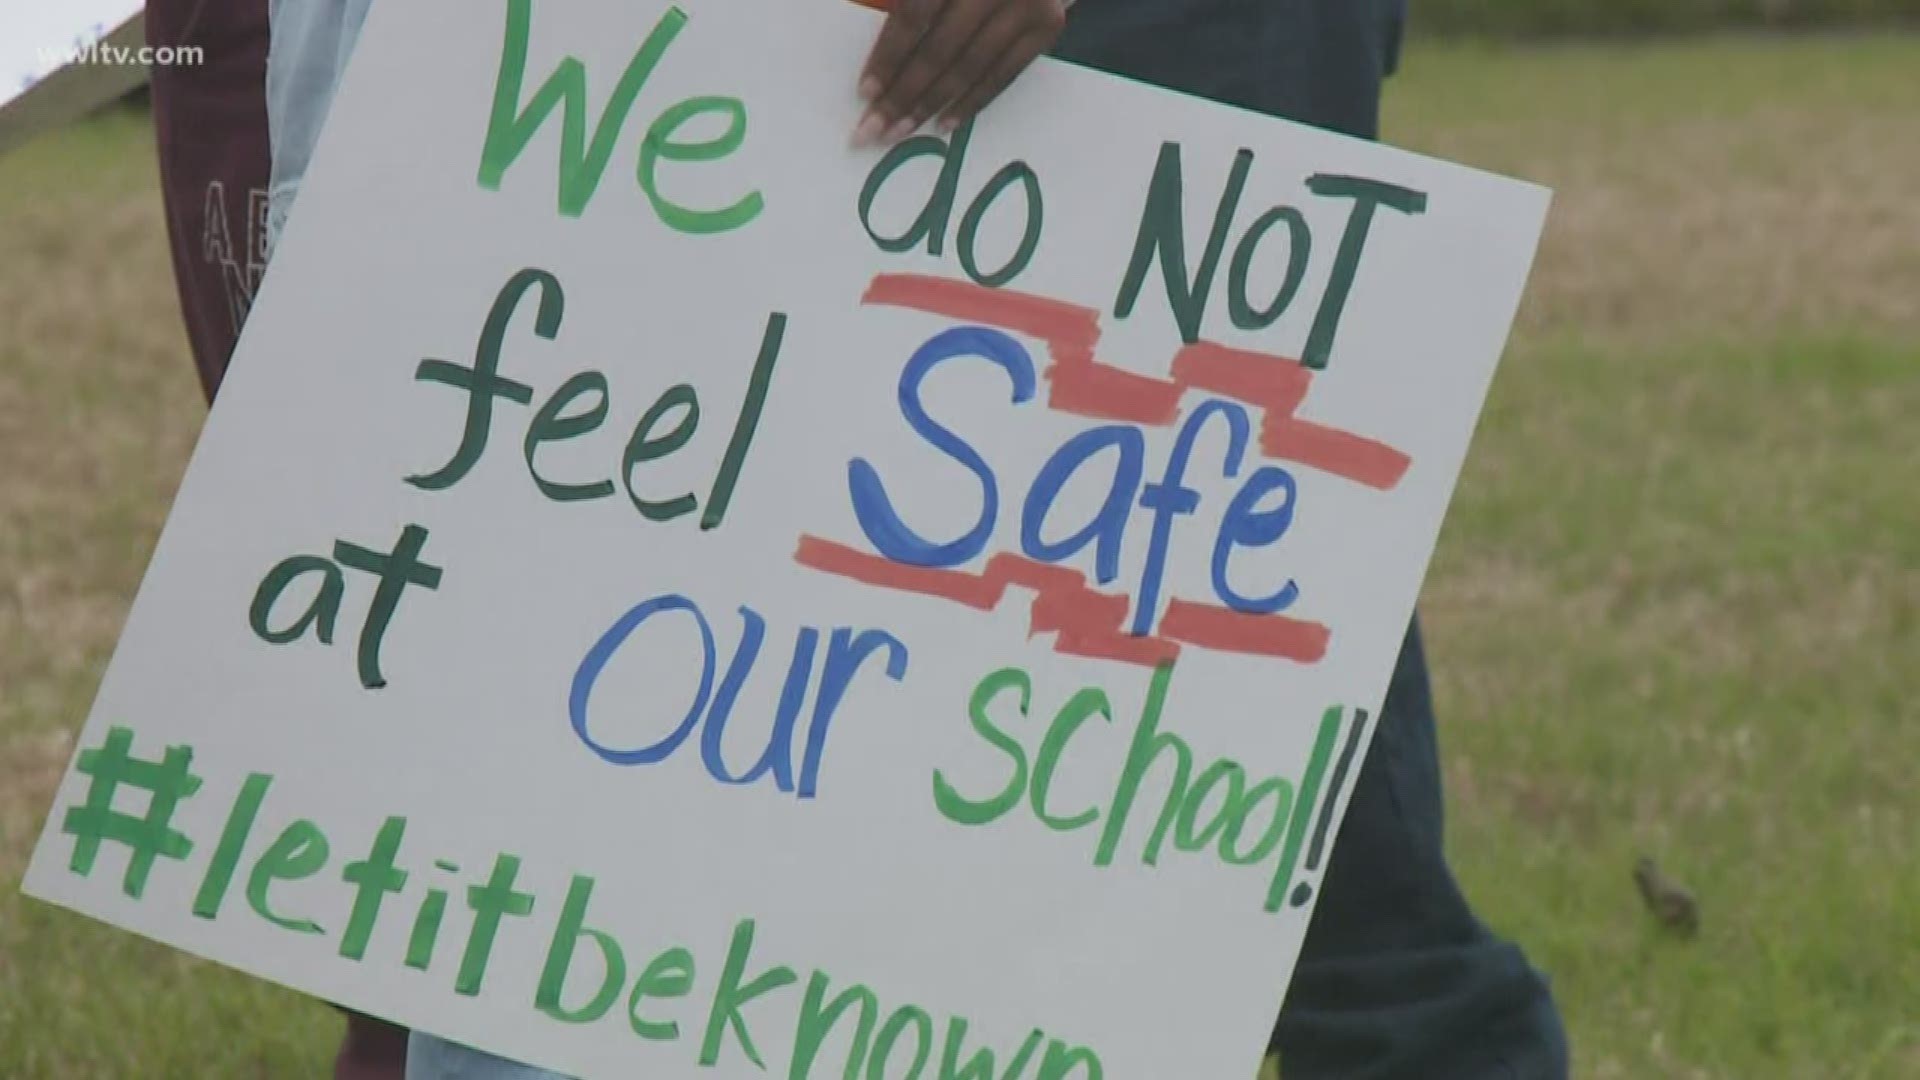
[256,0,1567,1078]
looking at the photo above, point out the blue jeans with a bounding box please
[1272,619,1567,1078]
[406,1034,564,1080]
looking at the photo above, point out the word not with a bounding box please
[477,0,761,231]
[934,664,1357,914]
[1114,144,1428,369]
[249,523,443,690]
[57,730,1101,1078]
[408,268,783,533]
[850,326,1306,637]
[854,120,1427,372]
[859,120,1043,289]
[569,592,909,799]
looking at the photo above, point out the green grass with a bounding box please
[1387,34,1920,1080]
[1410,0,1920,37]
[4,36,1919,1079]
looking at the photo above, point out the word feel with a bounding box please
[407,268,782,531]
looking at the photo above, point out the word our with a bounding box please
[568,592,909,800]
[56,729,1103,1079]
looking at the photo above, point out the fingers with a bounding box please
[920,4,1031,131]
[857,0,993,145]
[854,0,1066,146]
[858,0,942,104]
[935,23,1053,131]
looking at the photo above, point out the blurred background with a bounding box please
[1,2,1915,1077]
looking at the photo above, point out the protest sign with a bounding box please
[23,0,1550,1075]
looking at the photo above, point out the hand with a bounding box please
[852,0,1070,146]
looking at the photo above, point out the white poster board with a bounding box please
[24,1,1549,1076]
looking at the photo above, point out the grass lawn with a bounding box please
[3,34,1917,1079]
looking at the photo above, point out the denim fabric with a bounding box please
[1274,619,1569,1078]
[406,1034,565,1080]
[263,0,370,251]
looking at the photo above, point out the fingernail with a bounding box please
[883,117,918,144]
[850,110,886,148]
[858,76,880,102]
[937,115,960,134]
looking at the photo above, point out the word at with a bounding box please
[35,41,205,71]
[57,729,1101,1078]
[249,523,443,690]
[569,592,909,799]
[934,664,1359,913]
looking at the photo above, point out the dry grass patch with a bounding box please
[1515,109,1920,342]
[0,728,73,871]
[1390,37,1920,345]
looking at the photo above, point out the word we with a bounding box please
[477,0,761,232]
